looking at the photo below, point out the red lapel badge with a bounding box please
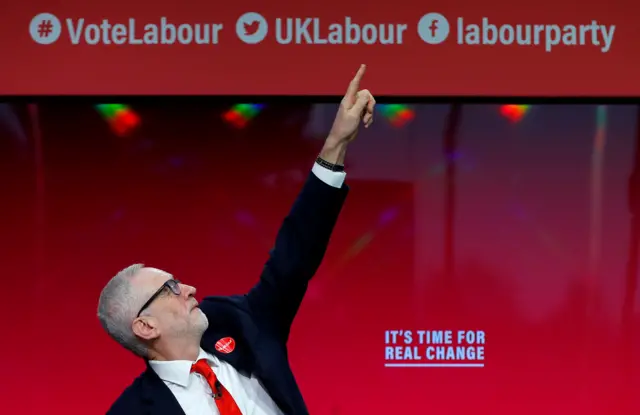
[215,337,236,354]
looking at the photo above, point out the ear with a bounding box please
[132,316,161,341]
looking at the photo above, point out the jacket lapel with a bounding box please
[140,364,186,415]
[201,330,255,377]
[202,333,296,414]
[251,366,297,415]
[198,296,302,414]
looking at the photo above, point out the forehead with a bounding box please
[133,267,173,288]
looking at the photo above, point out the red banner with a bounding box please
[0,0,634,96]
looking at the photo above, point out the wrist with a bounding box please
[319,140,348,165]
[315,156,344,172]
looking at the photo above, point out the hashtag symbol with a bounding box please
[30,13,61,45]
[37,20,53,38]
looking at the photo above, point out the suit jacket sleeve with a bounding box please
[246,171,349,343]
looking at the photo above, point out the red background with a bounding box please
[0,0,636,96]
[2,102,640,414]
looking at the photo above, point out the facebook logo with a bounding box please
[417,13,449,44]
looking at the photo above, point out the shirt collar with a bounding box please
[148,348,217,388]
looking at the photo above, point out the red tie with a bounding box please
[191,359,242,415]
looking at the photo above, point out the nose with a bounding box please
[180,283,196,299]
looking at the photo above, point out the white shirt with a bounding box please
[148,165,345,415]
[310,162,346,189]
[150,348,281,415]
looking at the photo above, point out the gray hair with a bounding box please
[97,263,149,358]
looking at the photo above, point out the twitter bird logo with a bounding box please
[235,12,268,44]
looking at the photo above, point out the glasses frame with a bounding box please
[136,279,181,317]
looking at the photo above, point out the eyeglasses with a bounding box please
[137,279,181,317]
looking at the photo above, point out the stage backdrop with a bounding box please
[1,102,640,414]
[0,0,635,96]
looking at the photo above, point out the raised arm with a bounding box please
[246,65,376,343]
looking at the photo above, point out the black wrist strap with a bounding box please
[316,157,345,172]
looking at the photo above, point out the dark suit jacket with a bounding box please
[107,172,349,415]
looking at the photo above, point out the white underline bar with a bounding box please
[384,363,484,368]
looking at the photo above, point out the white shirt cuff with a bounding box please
[311,162,346,188]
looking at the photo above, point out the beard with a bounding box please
[192,307,209,336]
[164,307,209,345]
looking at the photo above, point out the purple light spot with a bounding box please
[111,208,125,221]
[510,204,529,221]
[235,210,255,226]
[379,207,399,225]
[169,157,184,168]
[446,151,462,161]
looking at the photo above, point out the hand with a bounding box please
[327,64,376,145]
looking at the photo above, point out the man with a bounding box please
[98,65,376,415]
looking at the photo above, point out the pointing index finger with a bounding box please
[345,64,366,99]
